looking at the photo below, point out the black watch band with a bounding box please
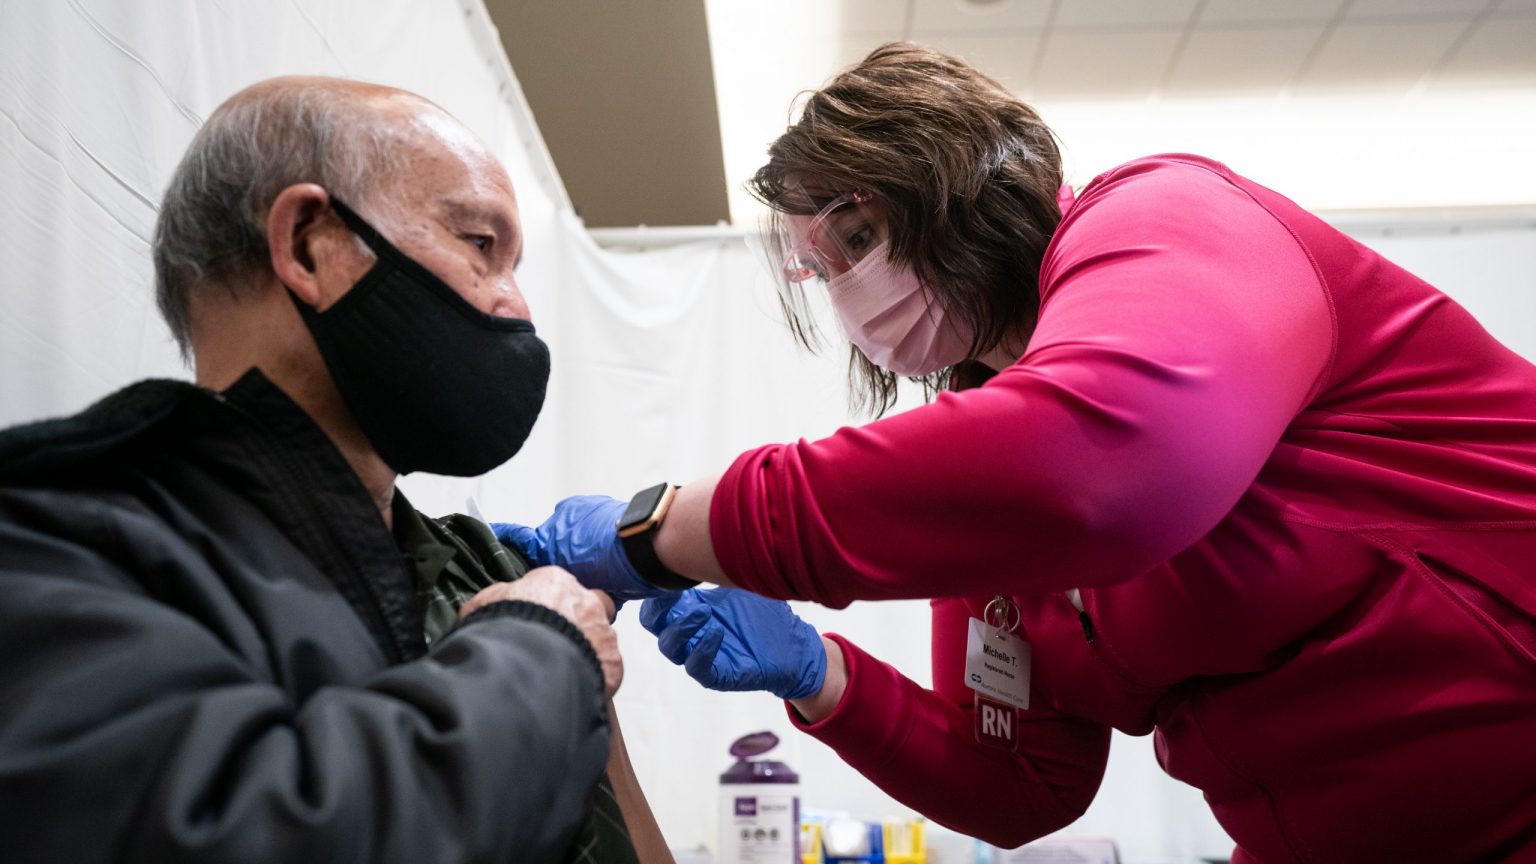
[620,530,699,591]
[616,483,699,591]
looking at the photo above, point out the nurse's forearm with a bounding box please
[654,474,737,587]
[789,636,849,724]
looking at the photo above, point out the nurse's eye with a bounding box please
[844,224,874,255]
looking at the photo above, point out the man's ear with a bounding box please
[267,183,335,309]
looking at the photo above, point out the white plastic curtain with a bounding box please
[6,3,1535,862]
[0,1,961,856]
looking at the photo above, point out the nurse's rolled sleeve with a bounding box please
[711,442,832,603]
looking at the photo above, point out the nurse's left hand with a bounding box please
[640,587,826,700]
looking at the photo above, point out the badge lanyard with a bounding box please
[966,595,1031,752]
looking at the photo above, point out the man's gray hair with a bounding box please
[152,81,407,356]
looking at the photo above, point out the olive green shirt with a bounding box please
[395,495,638,864]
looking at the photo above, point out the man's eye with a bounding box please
[468,235,492,252]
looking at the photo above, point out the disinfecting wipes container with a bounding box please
[718,731,799,863]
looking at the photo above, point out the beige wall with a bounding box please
[487,0,730,228]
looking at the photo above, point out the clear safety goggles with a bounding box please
[776,188,880,283]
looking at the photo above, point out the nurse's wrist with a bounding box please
[652,476,734,587]
[789,635,848,723]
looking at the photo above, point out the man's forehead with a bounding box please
[384,102,518,213]
[407,106,491,162]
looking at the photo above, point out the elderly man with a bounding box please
[0,78,660,862]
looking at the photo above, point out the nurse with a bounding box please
[499,43,1536,862]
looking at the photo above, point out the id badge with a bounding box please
[964,616,1030,710]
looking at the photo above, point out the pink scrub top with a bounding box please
[711,154,1536,862]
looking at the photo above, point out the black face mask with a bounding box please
[289,198,550,476]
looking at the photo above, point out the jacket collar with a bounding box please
[208,369,427,662]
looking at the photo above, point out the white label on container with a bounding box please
[718,785,798,863]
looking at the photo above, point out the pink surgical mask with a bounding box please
[826,241,972,377]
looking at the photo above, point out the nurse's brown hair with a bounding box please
[749,42,1063,415]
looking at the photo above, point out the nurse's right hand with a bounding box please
[640,587,827,701]
[492,496,664,601]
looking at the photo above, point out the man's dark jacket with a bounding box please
[0,371,610,863]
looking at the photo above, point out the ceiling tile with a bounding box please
[1296,21,1466,89]
[1433,15,1536,85]
[836,0,915,35]
[909,0,1053,35]
[1197,0,1344,25]
[829,36,911,71]
[1495,0,1536,12]
[917,32,1045,89]
[1032,29,1183,98]
[793,35,916,90]
[1345,0,1487,20]
[1166,26,1319,93]
[1052,0,1202,30]
[705,0,903,39]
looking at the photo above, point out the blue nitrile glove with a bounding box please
[492,495,663,601]
[640,587,827,700]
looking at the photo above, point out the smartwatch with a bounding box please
[616,483,699,590]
